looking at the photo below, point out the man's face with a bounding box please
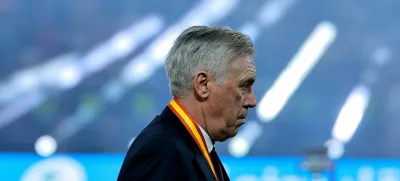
[205,55,257,141]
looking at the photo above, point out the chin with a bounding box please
[216,128,240,142]
[229,130,239,138]
[215,134,231,142]
[225,130,239,140]
[218,137,229,142]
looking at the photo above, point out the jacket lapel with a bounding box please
[220,161,230,181]
[194,155,217,181]
[213,152,230,181]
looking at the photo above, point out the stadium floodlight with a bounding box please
[257,21,337,122]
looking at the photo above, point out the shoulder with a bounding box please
[127,116,183,157]
[121,135,184,170]
[118,113,193,180]
[133,110,185,146]
[139,135,180,154]
[123,107,192,160]
[118,135,187,180]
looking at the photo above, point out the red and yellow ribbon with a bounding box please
[168,98,218,181]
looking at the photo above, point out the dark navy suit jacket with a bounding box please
[117,106,230,181]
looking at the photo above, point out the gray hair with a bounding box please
[165,26,255,98]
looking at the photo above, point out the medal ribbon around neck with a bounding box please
[168,98,219,181]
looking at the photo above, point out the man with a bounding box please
[117,26,257,181]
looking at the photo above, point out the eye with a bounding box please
[239,78,255,93]
[242,79,254,88]
[240,84,251,93]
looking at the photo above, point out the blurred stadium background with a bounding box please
[1,0,400,180]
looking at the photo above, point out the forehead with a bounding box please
[228,55,256,79]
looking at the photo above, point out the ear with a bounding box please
[193,71,211,99]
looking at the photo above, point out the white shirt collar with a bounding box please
[197,124,214,153]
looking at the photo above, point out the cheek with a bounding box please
[215,87,242,120]
[235,90,244,106]
[228,91,243,120]
[235,91,242,100]
[229,89,242,109]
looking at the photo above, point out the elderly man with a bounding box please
[117,26,257,181]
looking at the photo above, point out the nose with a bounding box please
[244,89,257,108]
